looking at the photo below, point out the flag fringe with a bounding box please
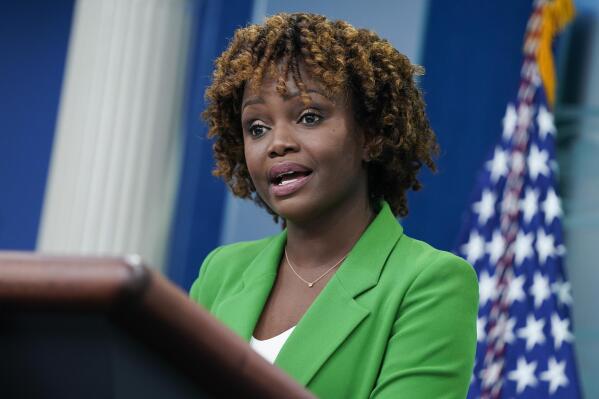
[536,0,576,106]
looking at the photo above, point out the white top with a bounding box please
[249,326,296,364]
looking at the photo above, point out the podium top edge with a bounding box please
[0,251,149,307]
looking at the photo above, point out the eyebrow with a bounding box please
[241,88,327,111]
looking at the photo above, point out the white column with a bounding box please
[38,0,194,271]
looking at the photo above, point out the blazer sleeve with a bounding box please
[370,253,479,399]
[189,246,223,311]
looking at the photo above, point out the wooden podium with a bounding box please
[0,252,314,399]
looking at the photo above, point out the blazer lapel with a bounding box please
[275,202,403,386]
[214,231,287,340]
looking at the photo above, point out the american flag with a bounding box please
[455,0,582,398]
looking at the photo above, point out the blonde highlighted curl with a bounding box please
[203,12,439,218]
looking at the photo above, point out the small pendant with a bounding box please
[308,283,314,288]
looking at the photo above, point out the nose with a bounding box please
[267,124,299,158]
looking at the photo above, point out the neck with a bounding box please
[284,197,375,270]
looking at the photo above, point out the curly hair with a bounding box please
[203,12,439,218]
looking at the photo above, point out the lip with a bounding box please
[268,161,313,197]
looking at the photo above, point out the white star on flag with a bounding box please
[461,230,485,264]
[507,274,526,305]
[508,357,538,394]
[535,228,556,265]
[542,188,563,225]
[503,103,517,140]
[531,272,551,308]
[478,317,487,342]
[514,231,534,266]
[537,105,556,140]
[540,357,569,394]
[551,313,574,350]
[486,230,506,264]
[486,147,509,182]
[527,144,550,181]
[556,243,566,256]
[479,270,498,305]
[552,279,573,307]
[518,314,546,351]
[473,189,496,225]
[520,188,539,224]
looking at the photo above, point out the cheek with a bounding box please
[243,156,258,184]
[325,133,363,167]
[242,138,256,169]
[243,143,265,189]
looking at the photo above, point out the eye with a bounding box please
[298,111,322,126]
[248,122,269,138]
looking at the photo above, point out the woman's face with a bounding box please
[241,63,369,224]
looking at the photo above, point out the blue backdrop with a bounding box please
[0,1,74,250]
[404,0,533,251]
[166,0,254,289]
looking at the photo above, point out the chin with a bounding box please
[267,199,305,222]
[271,195,332,225]
[267,196,316,222]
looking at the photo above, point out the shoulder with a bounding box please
[390,233,478,292]
[388,233,479,339]
[372,232,479,319]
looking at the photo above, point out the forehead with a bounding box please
[243,61,317,96]
[241,60,348,106]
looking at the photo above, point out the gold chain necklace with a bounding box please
[284,249,346,288]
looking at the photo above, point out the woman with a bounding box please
[190,13,478,398]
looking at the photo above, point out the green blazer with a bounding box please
[189,202,478,398]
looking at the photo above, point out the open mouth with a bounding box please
[268,162,314,197]
[272,170,313,186]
